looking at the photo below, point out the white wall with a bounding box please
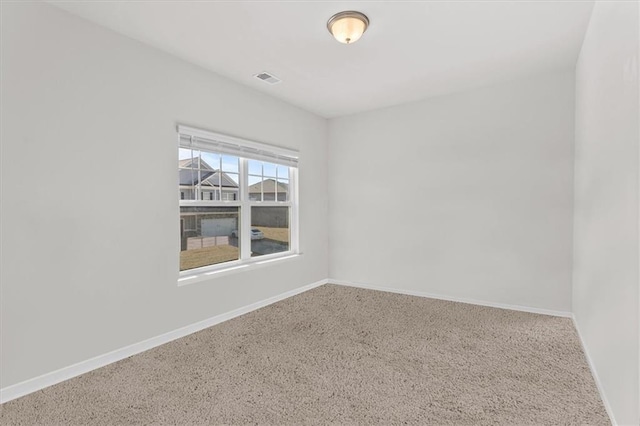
[0,2,328,388]
[329,70,576,313]
[573,1,639,424]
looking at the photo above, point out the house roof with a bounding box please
[179,156,214,170]
[248,178,288,194]
[201,171,239,188]
[179,157,238,188]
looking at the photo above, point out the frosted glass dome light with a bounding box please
[327,11,370,44]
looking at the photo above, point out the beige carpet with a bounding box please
[0,284,609,425]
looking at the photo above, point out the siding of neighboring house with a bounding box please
[179,157,239,201]
[248,178,288,202]
[180,187,238,201]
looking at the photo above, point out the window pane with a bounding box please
[276,164,289,179]
[179,167,198,200]
[200,152,220,171]
[262,179,277,201]
[248,175,262,201]
[221,155,239,173]
[248,175,262,185]
[180,206,240,271]
[198,176,216,201]
[220,170,239,201]
[277,178,289,201]
[263,162,277,178]
[178,148,193,164]
[250,206,289,257]
[248,160,262,175]
[222,192,237,201]
[224,172,239,186]
[189,150,202,168]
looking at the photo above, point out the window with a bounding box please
[178,125,298,274]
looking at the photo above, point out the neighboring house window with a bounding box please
[177,125,298,275]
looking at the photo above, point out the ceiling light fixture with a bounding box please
[327,11,369,44]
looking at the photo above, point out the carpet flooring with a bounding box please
[0,284,609,425]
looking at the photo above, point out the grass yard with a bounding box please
[180,227,288,271]
[180,245,239,271]
[254,226,289,243]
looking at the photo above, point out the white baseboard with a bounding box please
[572,315,617,426]
[0,279,329,404]
[329,279,573,318]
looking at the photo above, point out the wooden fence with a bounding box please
[186,236,231,250]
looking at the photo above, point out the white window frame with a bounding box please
[177,125,299,281]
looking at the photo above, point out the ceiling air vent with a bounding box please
[254,72,281,85]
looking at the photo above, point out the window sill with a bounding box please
[177,252,302,287]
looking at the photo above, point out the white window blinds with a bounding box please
[178,125,299,168]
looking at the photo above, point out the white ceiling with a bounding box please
[50,0,594,118]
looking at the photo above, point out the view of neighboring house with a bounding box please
[248,178,288,201]
[179,158,289,252]
[179,157,240,252]
[179,157,290,256]
[179,157,239,201]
